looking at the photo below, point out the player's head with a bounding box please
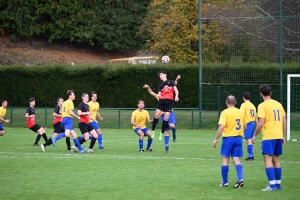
[226,95,236,107]
[29,98,35,107]
[260,85,272,97]
[81,93,89,103]
[66,90,75,100]
[57,97,64,106]
[243,92,251,101]
[137,100,145,109]
[1,100,7,108]
[90,91,97,101]
[157,70,167,81]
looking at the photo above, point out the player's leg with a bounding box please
[159,114,164,140]
[232,136,244,188]
[41,132,58,152]
[272,139,283,190]
[245,122,255,161]
[87,127,98,152]
[134,128,144,152]
[0,123,5,136]
[144,128,153,152]
[168,112,177,142]
[70,129,88,153]
[164,129,170,154]
[31,125,43,146]
[219,137,231,187]
[152,101,163,135]
[90,121,104,149]
[51,124,66,146]
[261,140,277,191]
[161,100,173,135]
[37,126,48,142]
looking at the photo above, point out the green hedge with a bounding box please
[0,63,299,109]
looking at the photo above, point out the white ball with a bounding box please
[161,55,170,64]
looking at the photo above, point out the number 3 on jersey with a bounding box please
[236,119,241,130]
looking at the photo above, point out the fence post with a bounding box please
[118,109,121,129]
[191,108,194,129]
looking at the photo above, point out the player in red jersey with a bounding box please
[25,98,48,146]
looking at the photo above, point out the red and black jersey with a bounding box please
[26,106,36,128]
[53,105,62,124]
[158,80,176,100]
[78,102,90,124]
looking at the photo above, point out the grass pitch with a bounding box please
[0,128,299,200]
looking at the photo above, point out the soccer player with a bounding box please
[25,98,48,146]
[88,91,104,149]
[76,93,98,153]
[41,97,71,152]
[0,100,10,136]
[52,90,87,153]
[213,95,245,188]
[240,92,258,161]
[151,70,179,153]
[252,85,286,191]
[131,100,153,152]
[143,75,181,142]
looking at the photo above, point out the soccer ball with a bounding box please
[161,55,170,64]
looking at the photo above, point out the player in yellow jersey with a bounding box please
[240,92,258,161]
[0,100,10,136]
[252,85,286,191]
[213,95,245,189]
[88,91,104,149]
[52,90,88,153]
[131,100,153,152]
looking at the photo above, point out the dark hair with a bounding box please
[243,92,251,100]
[29,98,35,102]
[157,70,167,76]
[57,97,63,102]
[2,100,7,104]
[226,95,236,105]
[260,85,271,96]
[81,93,88,98]
[90,91,97,97]
[138,100,144,104]
[66,90,74,98]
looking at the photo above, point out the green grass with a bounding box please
[0,128,300,200]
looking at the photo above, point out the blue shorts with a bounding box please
[261,139,283,156]
[134,128,149,136]
[90,122,100,130]
[244,122,255,139]
[62,118,73,130]
[0,123,3,131]
[220,136,243,158]
[161,112,176,130]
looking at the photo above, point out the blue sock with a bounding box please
[139,139,143,150]
[172,127,176,137]
[265,167,276,188]
[79,135,84,140]
[164,135,169,147]
[274,167,282,188]
[89,135,93,139]
[73,138,83,151]
[235,164,243,181]
[248,144,253,158]
[221,166,229,184]
[54,133,66,141]
[147,138,153,149]
[98,134,103,148]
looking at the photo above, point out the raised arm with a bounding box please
[143,84,158,98]
[174,75,181,85]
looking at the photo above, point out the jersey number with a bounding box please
[273,110,280,121]
[250,109,254,117]
[236,119,241,130]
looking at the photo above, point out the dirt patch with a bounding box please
[0,36,136,66]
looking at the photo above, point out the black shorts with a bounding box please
[29,124,42,132]
[53,122,65,134]
[156,99,174,112]
[79,122,93,134]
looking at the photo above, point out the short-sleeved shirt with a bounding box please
[257,99,286,140]
[0,106,6,123]
[240,101,257,124]
[53,105,62,124]
[131,109,150,129]
[158,80,176,100]
[218,107,245,137]
[78,102,90,124]
[26,106,36,128]
[62,100,74,118]
[88,101,100,122]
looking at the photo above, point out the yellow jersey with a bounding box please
[131,109,150,129]
[88,101,100,122]
[240,101,257,124]
[218,107,245,137]
[62,100,74,118]
[257,99,286,140]
[0,106,6,122]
